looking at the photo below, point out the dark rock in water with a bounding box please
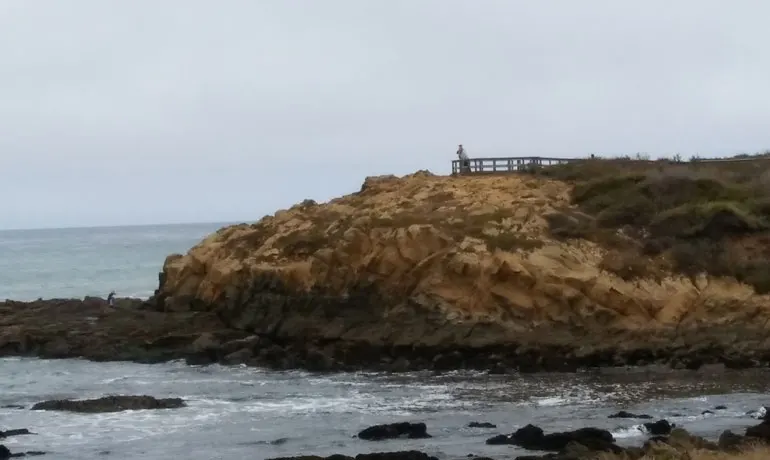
[702,410,714,415]
[357,454,438,460]
[608,411,652,419]
[719,430,747,451]
[31,395,185,413]
[485,424,617,452]
[0,429,32,438]
[467,422,497,428]
[643,419,673,436]
[745,419,770,442]
[358,423,431,441]
[266,452,438,460]
[714,405,727,410]
[0,445,9,460]
[1,405,24,410]
[485,434,511,445]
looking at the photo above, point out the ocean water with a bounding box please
[1,224,769,460]
[1,359,769,460]
[0,222,230,301]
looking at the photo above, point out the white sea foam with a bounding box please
[531,396,567,407]
[611,424,647,438]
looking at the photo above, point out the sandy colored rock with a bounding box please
[153,172,770,367]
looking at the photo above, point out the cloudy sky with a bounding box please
[1,0,769,229]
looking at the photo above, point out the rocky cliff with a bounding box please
[153,170,770,371]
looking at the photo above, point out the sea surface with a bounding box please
[0,222,230,301]
[1,224,769,460]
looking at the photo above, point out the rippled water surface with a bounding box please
[2,358,769,460]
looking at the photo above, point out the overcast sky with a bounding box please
[1,0,769,229]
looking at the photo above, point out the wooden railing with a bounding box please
[451,157,577,175]
[450,154,770,175]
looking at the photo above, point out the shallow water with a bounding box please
[1,358,768,459]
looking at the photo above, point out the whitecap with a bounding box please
[531,396,568,407]
[611,424,647,439]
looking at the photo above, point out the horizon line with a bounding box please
[0,220,251,233]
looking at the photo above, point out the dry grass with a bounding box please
[595,445,770,460]
[528,153,770,292]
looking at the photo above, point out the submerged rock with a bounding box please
[0,429,32,438]
[31,395,185,413]
[608,411,653,419]
[267,452,438,460]
[0,444,45,459]
[467,422,497,428]
[358,422,431,441]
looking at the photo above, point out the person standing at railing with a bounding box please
[457,144,471,173]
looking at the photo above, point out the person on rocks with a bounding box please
[456,144,471,173]
[107,291,116,307]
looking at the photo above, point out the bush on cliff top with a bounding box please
[532,154,770,293]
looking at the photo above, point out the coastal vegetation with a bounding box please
[597,445,770,460]
[533,152,770,293]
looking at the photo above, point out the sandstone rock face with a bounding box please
[156,172,770,370]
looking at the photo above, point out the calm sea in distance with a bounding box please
[0,222,230,301]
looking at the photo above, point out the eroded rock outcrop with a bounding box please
[149,172,770,371]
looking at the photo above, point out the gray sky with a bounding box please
[1,0,769,229]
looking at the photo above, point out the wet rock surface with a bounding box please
[266,415,770,460]
[485,424,618,453]
[5,297,770,374]
[266,453,438,460]
[31,395,185,413]
[607,411,652,419]
[0,429,31,439]
[643,419,674,436]
[467,422,497,428]
[357,423,431,441]
[0,428,45,458]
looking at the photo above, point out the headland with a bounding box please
[3,154,770,373]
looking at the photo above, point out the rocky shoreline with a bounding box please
[264,412,770,460]
[4,413,768,460]
[2,296,770,373]
[3,393,769,459]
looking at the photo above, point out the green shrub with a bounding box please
[539,155,770,295]
[650,202,765,239]
[544,210,595,240]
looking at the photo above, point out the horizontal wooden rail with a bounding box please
[451,157,576,175]
[451,155,770,175]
